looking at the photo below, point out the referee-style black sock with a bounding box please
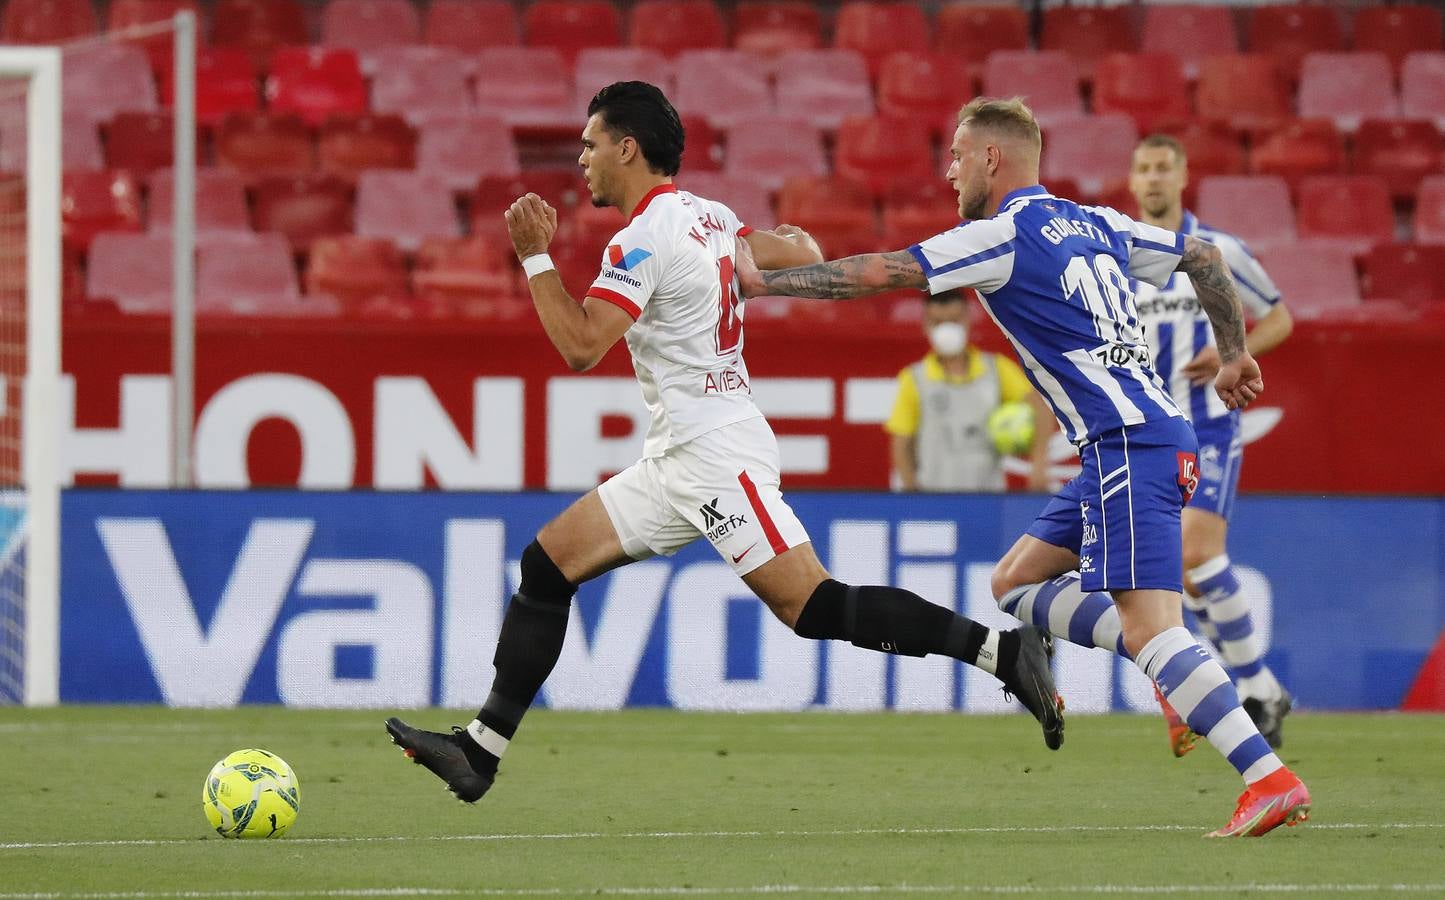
[469,540,577,772]
[794,579,1020,673]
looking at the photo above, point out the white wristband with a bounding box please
[522,253,555,279]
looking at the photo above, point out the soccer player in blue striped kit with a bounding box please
[736,97,1310,837]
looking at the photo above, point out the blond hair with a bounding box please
[1136,133,1187,163]
[956,96,1041,149]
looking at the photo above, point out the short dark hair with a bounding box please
[927,289,967,305]
[1137,133,1187,163]
[587,81,685,177]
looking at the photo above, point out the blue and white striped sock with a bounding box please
[999,573,1130,659]
[1189,555,1282,700]
[1136,626,1283,784]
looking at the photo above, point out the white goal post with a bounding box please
[0,46,61,706]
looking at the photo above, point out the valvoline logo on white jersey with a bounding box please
[607,244,652,271]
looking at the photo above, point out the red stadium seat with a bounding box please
[1196,54,1291,136]
[776,176,879,257]
[1165,121,1247,182]
[1354,119,1443,201]
[1040,6,1136,81]
[266,47,368,127]
[723,118,826,191]
[473,47,576,131]
[1401,52,1445,125]
[734,2,821,56]
[148,168,251,236]
[982,51,1083,125]
[673,50,773,129]
[524,0,622,61]
[472,171,589,241]
[835,115,935,198]
[107,0,200,73]
[1249,119,1346,192]
[1255,241,1361,319]
[1298,52,1399,131]
[424,0,519,52]
[833,2,931,79]
[369,47,473,125]
[157,47,260,126]
[212,0,308,73]
[355,170,460,251]
[252,174,354,252]
[574,48,673,102]
[882,180,961,249]
[86,232,174,313]
[417,116,521,191]
[1040,114,1138,201]
[1352,4,1442,72]
[2,0,97,43]
[9,113,108,171]
[1092,53,1190,134]
[1140,4,1239,80]
[1359,243,1445,305]
[413,235,524,316]
[673,172,775,229]
[772,49,874,130]
[62,170,142,253]
[317,114,417,181]
[197,232,314,315]
[1196,175,1296,249]
[1414,176,1445,244]
[64,43,158,127]
[876,52,972,132]
[104,112,205,175]
[1246,4,1344,80]
[215,111,314,182]
[305,235,410,305]
[1295,175,1394,255]
[679,114,722,172]
[934,4,1028,82]
[321,0,421,55]
[629,0,727,58]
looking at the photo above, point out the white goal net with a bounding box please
[0,46,62,706]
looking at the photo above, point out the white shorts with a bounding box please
[597,416,811,576]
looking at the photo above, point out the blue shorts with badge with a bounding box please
[1026,416,1199,593]
[1186,410,1243,520]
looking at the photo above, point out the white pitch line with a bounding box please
[0,822,1440,852]
[1,884,1445,898]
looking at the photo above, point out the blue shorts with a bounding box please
[1026,416,1199,593]
[1186,411,1243,520]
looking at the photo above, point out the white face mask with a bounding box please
[928,321,968,357]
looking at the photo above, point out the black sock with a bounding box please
[469,540,576,770]
[795,578,1016,671]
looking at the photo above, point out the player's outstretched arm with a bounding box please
[1178,235,1264,410]
[735,244,927,299]
[506,193,632,372]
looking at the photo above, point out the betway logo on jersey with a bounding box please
[607,244,652,271]
[701,497,748,540]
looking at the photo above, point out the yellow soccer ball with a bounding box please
[202,748,300,839]
[987,401,1035,456]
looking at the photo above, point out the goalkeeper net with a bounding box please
[0,46,62,706]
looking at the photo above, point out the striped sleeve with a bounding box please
[1091,206,1185,288]
[907,216,1018,295]
[1210,231,1282,318]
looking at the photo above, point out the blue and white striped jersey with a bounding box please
[907,185,1186,446]
[1133,211,1280,424]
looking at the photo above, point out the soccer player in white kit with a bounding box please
[385,82,1064,806]
[737,97,1310,837]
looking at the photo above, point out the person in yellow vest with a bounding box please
[885,290,1052,491]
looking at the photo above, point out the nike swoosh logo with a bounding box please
[731,543,758,564]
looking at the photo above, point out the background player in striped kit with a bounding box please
[736,97,1309,837]
[384,82,1064,808]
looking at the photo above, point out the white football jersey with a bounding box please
[583,184,761,457]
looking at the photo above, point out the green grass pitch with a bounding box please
[2,707,1443,898]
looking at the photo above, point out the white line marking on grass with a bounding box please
[2,884,1445,898]
[1,822,1440,851]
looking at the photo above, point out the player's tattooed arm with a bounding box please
[1177,235,1248,362]
[738,250,927,299]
